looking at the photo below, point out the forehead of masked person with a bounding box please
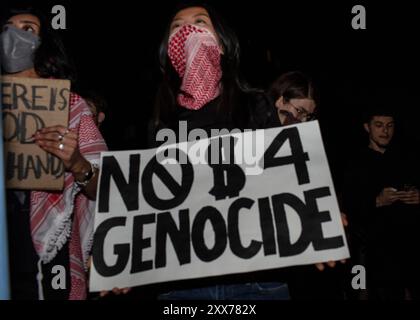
[1,5,77,83]
[3,13,41,35]
[0,5,47,34]
[162,3,239,59]
[169,6,217,38]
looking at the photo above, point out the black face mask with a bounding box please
[0,25,40,73]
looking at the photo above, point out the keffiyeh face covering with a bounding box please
[168,24,222,110]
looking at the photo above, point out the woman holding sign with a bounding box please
[144,2,291,300]
[143,2,347,301]
[1,5,107,300]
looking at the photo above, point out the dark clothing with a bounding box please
[7,191,39,300]
[7,190,71,300]
[342,146,420,299]
[148,92,280,147]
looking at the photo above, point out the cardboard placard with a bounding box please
[1,76,70,190]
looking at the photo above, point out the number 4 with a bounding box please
[261,127,310,186]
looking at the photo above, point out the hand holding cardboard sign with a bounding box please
[34,125,98,198]
[34,125,83,170]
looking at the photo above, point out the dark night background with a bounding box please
[2,0,420,187]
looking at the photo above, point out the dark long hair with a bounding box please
[268,71,318,105]
[152,1,253,129]
[1,4,77,85]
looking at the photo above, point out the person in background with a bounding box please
[268,71,349,299]
[268,71,317,126]
[342,104,420,300]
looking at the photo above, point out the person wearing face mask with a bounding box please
[0,22,40,74]
[0,6,107,300]
[148,4,281,148]
[143,2,345,301]
[145,2,287,301]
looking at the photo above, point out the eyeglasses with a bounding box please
[288,102,317,122]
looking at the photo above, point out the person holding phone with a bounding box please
[342,104,420,300]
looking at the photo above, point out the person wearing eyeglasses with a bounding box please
[268,71,318,125]
[268,71,350,300]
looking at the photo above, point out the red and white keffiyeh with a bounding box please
[30,93,107,300]
[168,24,222,110]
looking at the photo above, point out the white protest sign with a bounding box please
[89,121,349,292]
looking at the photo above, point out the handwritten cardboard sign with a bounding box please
[1,76,70,190]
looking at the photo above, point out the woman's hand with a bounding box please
[99,287,132,298]
[34,125,85,173]
[315,260,346,271]
[87,256,132,298]
[314,212,348,271]
[34,125,98,199]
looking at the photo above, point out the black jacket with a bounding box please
[148,92,280,147]
[141,92,291,297]
[342,145,420,283]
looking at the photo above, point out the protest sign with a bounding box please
[1,76,70,190]
[90,121,349,291]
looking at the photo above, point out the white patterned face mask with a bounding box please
[0,25,40,73]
